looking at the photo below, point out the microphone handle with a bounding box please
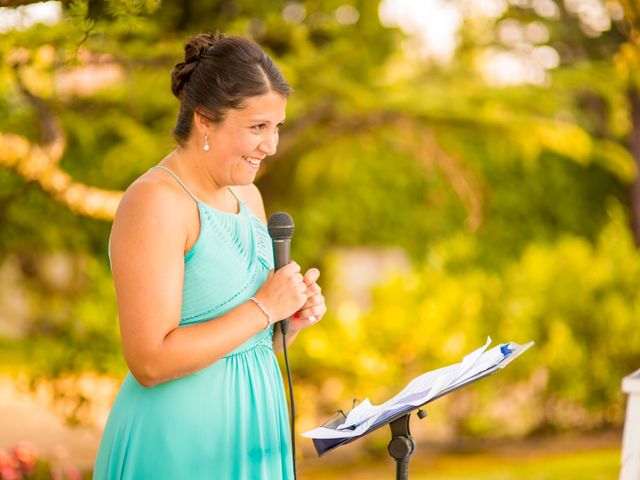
[273,239,291,334]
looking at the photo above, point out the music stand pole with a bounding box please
[387,409,426,480]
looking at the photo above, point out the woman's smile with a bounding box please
[242,155,265,169]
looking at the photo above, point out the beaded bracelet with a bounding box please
[249,296,272,330]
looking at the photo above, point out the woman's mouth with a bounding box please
[243,156,263,168]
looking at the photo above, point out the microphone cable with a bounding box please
[281,327,297,479]
[267,212,297,478]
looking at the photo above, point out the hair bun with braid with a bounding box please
[171,32,224,98]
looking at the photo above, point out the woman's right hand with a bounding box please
[254,261,308,322]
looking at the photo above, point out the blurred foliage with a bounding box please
[295,203,639,437]
[0,0,639,444]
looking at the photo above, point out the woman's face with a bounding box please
[206,91,287,186]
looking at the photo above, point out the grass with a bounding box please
[299,446,620,479]
[415,448,619,480]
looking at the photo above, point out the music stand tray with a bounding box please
[307,340,534,479]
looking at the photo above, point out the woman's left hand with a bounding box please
[289,267,326,333]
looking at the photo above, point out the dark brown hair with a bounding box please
[170,32,291,146]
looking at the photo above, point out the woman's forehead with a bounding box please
[230,92,287,122]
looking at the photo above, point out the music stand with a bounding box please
[311,341,534,480]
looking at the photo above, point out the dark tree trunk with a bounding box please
[628,84,640,247]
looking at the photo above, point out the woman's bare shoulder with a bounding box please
[234,183,267,223]
[115,170,184,218]
[111,169,191,253]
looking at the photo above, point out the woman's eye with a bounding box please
[252,124,266,131]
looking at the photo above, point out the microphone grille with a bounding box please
[268,212,294,240]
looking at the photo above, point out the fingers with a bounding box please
[289,272,303,293]
[279,263,305,292]
[303,267,320,286]
[277,263,322,315]
[286,264,305,283]
[297,293,325,315]
[306,282,321,296]
[298,304,324,318]
[282,261,301,274]
[296,299,326,324]
[302,292,324,307]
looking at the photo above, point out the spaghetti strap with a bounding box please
[152,165,199,203]
[227,187,241,204]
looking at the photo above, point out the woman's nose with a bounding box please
[260,131,278,156]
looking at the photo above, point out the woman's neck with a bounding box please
[161,147,236,211]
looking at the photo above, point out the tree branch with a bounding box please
[0,133,122,220]
[1,65,122,220]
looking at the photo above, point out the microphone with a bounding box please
[268,211,298,477]
[267,212,295,335]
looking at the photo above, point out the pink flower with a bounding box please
[0,449,20,480]
[12,441,37,475]
[0,450,14,469]
[0,464,21,480]
[66,466,82,480]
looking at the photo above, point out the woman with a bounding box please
[93,33,326,479]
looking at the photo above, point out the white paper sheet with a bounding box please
[303,337,525,441]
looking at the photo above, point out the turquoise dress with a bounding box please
[94,166,293,479]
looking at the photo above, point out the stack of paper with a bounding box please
[303,337,533,441]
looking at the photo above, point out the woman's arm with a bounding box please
[110,179,306,387]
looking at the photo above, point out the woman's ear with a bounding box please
[193,110,211,135]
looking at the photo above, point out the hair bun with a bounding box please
[184,32,224,64]
[170,32,225,98]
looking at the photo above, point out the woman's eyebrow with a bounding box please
[247,118,286,124]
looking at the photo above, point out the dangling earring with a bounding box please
[203,133,210,151]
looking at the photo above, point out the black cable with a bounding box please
[281,330,297,479]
